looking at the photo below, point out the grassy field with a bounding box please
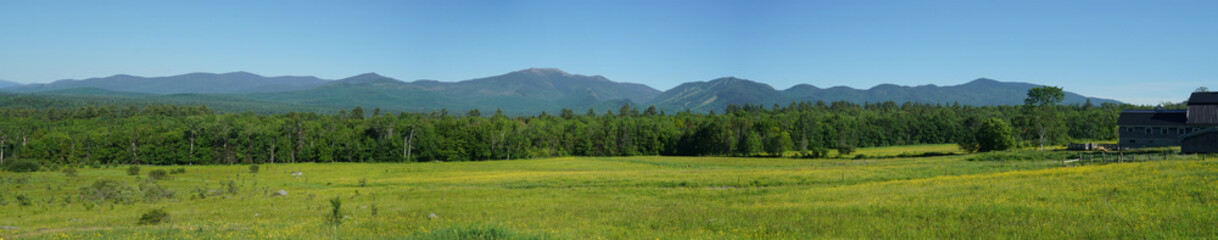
[1,152,1216,239]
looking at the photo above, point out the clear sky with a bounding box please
[1,0,1215,105]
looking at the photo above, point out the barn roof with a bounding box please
[1190,92,1218,104]
[1118,110,1188,126]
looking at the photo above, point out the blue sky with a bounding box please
[1,0,1215,105]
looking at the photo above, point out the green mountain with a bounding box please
[647,77,1122,112]
[0,69,1125,115]
[647,77,782,111]
[237,68,662,115]
[2,72,328,94]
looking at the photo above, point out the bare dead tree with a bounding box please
[404,128,415,161]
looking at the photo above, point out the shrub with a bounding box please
[16,194,32,206]
[171,168,186,174]
[138,208,169,225]
[975,118,1016,152]
[63,167,79,177]
[224,180,238,194]
[359,179,368,187]
[193,186,208,199]
[148,169,169,180]
[127,166,141,176]
[836,144,856,155]
[79,179,140,204]
[140,180,175,202]
[249,164,259,174]
[326,197,343,226]
[3,159,41,172]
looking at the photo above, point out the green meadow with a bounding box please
[2,148,1216,239]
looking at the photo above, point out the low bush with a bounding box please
[148,169,169,180]
[16,194,32,206]
[326,197,343,226]
[224,180,238,194]
[3,159,42,172]
[249,164,260,173]
[127,166,141,176]
[140,180,175,202]
[79,179,140,204]
[836,144,856,155]
[171,168,187,174]
[138,208,169,225]
[63,167,79,177]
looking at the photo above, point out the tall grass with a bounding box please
[1,153,1215,239]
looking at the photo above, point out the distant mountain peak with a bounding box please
[353,72,387,78]
[221,71,260,77]
[108,74,139,78]
[521,68,568,75]
[336,72,398,84]
[967,78,1000,84]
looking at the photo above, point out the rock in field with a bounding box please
[274,190,288,196]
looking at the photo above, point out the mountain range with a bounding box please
[0,68,1121,115]
[0,79,19,88]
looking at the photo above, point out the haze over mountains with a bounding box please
[0,79,19,88]
[0,68,1121,115]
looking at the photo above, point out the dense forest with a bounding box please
[0,99,1130,167]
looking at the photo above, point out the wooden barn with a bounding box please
[1182,128,1218,153]
[1119,91,1218,152]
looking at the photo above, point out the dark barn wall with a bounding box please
[1182,130,1218,153]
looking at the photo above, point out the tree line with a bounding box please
[0,99,1123,166]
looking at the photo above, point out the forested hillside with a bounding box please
[0,100,1121,166]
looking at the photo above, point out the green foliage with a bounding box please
[63,167,79,177]
[326,197,343,226]
[172,168,187,174]
[127,166,141,176]
[148,169,169,180]
[223,180,238,195]
[249,164,259,174]
[975,118,1016,152]
[139,180,175,203]
[3,159,42,172]
[739,132,763,157]
[0,99,1126,166]
[359,178,368,187]
[15,194,32,206]
[79,179,140,204]
[765,130,793,157]
[836,144,856,155]
[1025,86,1065,106]
[138,208,169,225]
